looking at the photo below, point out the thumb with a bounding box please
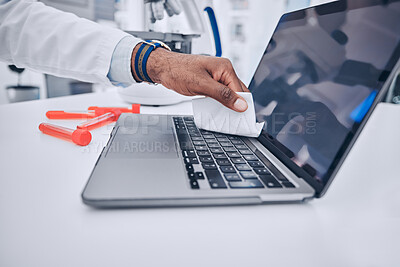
[200,78,248,112]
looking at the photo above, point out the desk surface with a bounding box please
[0,92,399,267]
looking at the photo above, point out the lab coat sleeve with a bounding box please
[0,0,142,85]
[108,36,140,87]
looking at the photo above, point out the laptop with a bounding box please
[82,0,400,208]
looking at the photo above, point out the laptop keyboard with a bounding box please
[174,116,296,190]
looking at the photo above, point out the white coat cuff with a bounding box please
[107,36,142,87]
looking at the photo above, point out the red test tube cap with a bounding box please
[71,129,92,146]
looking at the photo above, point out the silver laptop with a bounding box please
[82,0,400,208]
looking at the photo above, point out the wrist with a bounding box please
[130,41,171,84]
[146,48,170,84]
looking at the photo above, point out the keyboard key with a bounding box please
[235,164,251,171]
[185,157,199,164]
[197,150,211,156]
[239,149,253,155]
[202,163,217,170]
[208,143,220,148]
[220,142,232,147]
[214,134,226,138]
[205,138,218,143]
[193,141,206,146]
[189,133,201,137]
[282,181,295,188]
[186,164,194,172]
[199,156,214,163]
[182,150,196,158]
[190,179,200,189]
[240,171,258,179]
[200,129,211,134]
[213,153,227,159]
[220,166,236,173]
[231,140,244,145]
[248,161,264,168]
[259,175,282,188]
[224,173,241,181]
[235,145,247,150]
[191,137,203,141]
[218,140,232,146]
[203,135,215,139]
[231,158,246,164]
[195,172,205,180]
[229,180,264,189]
[188,172,196,180]
[223,147,237,152]
[227,152,241,158]
[243,155,258,161]
[210,148,224,154]
[254,168,270,175]
[217,138,229,142]
[275,176,289,182]
[188,129,200,134]
[178,134,193,150]
[227,136,240,140]
[184,116,193,121]
[195,146,208,151]
[216,159,231,166]
[205,170,227,189]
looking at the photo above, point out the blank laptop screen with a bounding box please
[249,0,400,184]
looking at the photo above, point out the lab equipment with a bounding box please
[46,104,140,119]
[39,123,92,146]
[77,110,122,131]
[146,0,182,22]
[118,0,222,106]
[46,111,98,120]
[40,105,140,146]
[6,65,40,103]
[88,104,141,114]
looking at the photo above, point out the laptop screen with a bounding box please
[249,0,400,186]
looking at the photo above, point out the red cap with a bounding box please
[71,129,92,146]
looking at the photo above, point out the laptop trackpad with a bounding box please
[105,125,178,159]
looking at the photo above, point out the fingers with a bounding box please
[209,58,249,93]
[200,78,248,112]
[239,80,250,92]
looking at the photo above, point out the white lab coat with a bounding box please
[0,0,137,85]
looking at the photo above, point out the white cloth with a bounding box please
[0,0,142,86]
[192,92,265,138]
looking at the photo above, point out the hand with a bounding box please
[131,46,249,112]
[145,0,182,23]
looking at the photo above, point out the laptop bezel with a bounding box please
[248,0,400,197]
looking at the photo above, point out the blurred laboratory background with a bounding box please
[0,0,336,105]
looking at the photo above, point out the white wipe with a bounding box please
[192,92,264,138]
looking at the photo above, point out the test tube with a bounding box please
[77,110,122,131]
[39,123,92,146]
[46,110,97,120]
[88,104,140,115]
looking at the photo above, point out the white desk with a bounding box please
[1,91,399,267]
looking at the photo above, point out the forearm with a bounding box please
[0,0,140,85]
